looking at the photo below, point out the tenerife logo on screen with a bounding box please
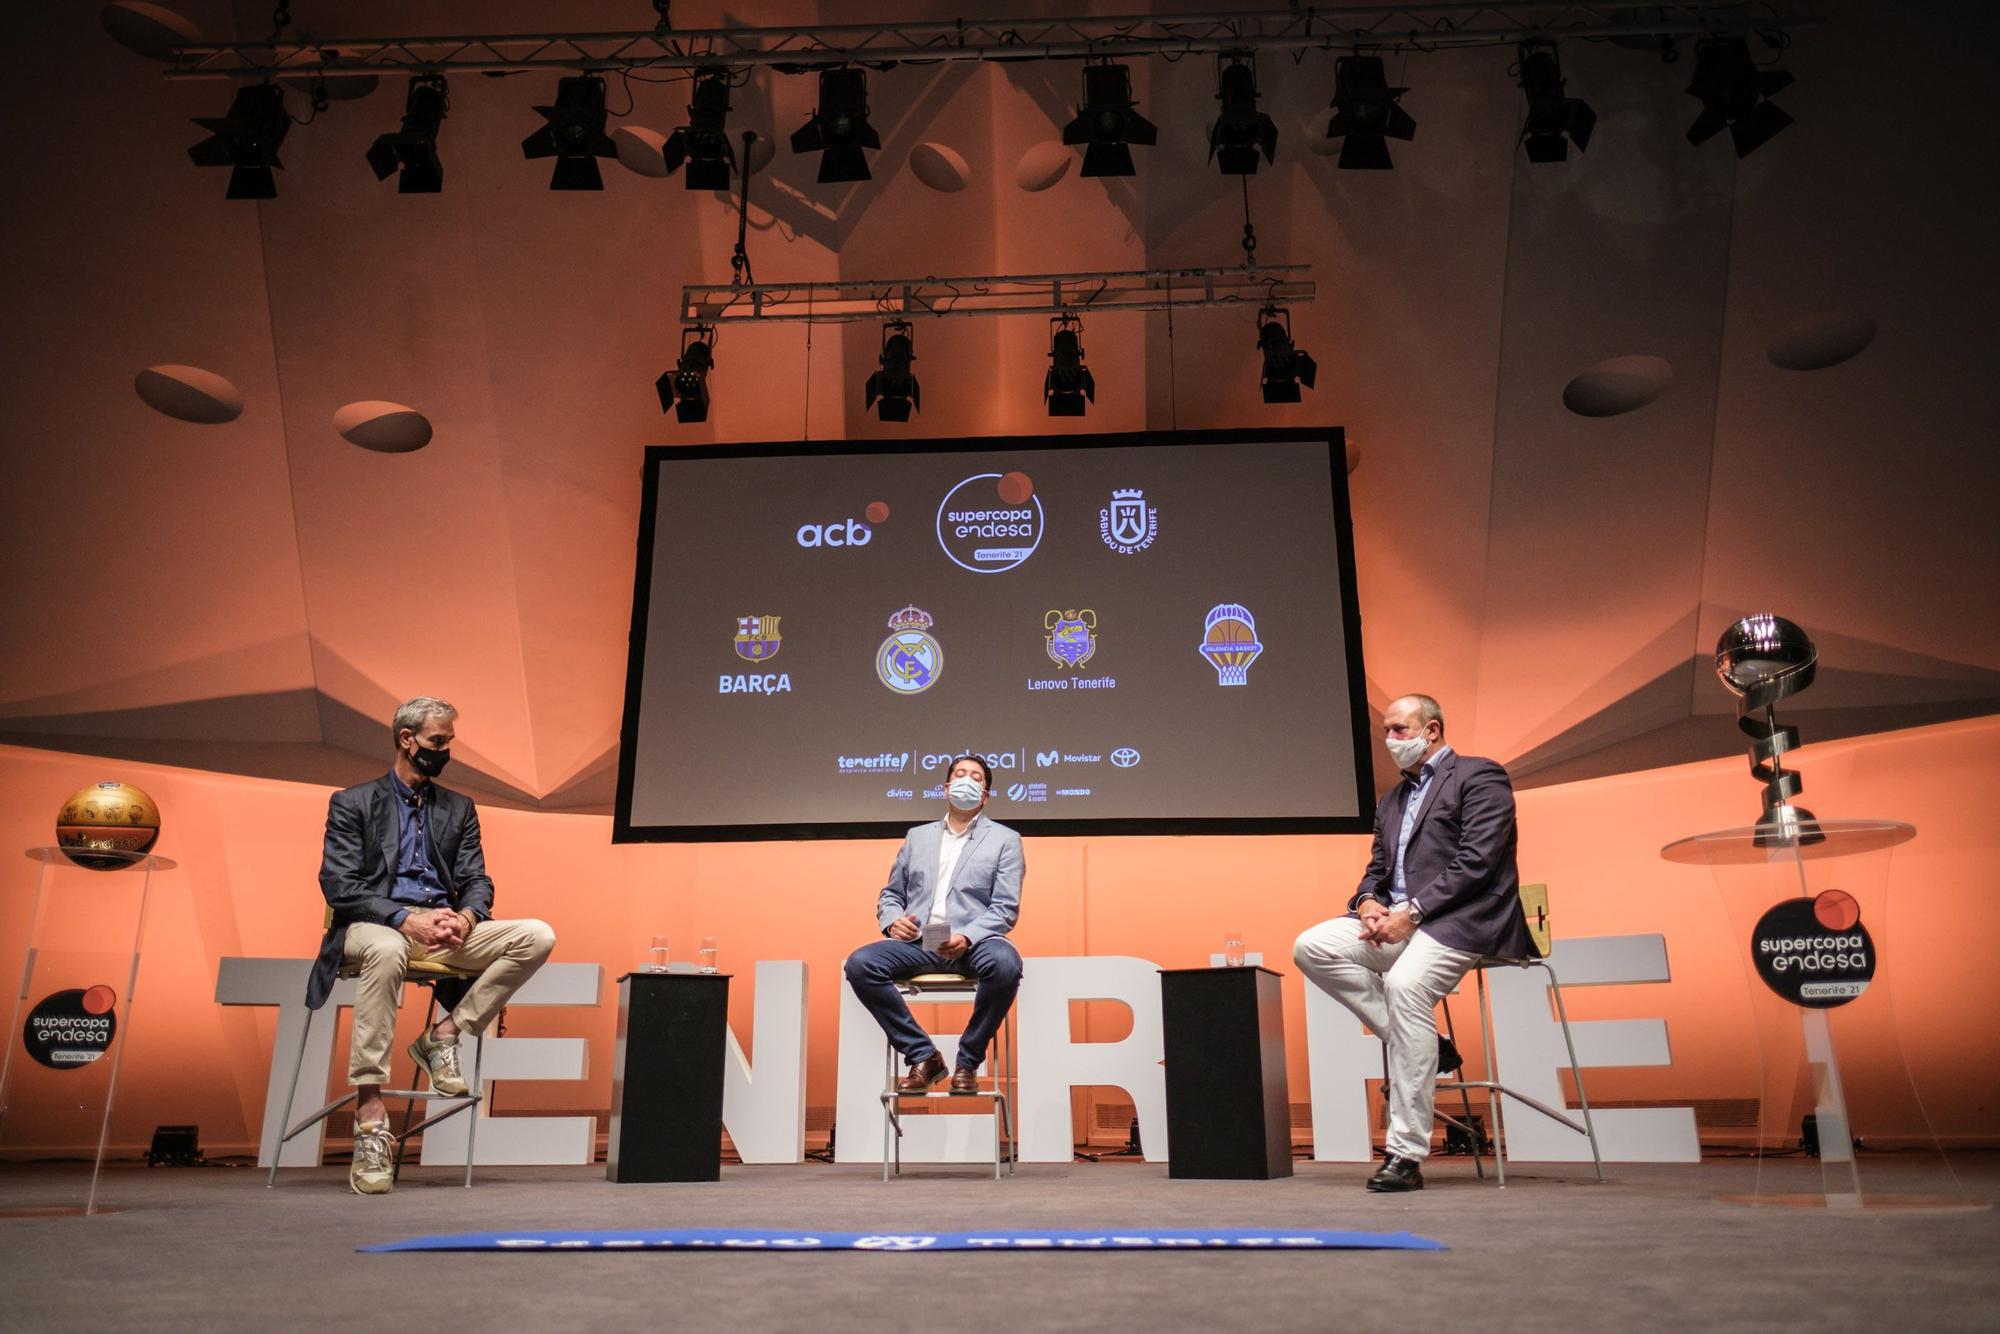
[1199,604,1263,686]
[876,605,942,695]
[1110,747,1142,767]
[1099,488,1159,555]
[935,471,1044,574]
[733,615,782,662]
[1043,609,1098,669]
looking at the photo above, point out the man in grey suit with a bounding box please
[312,696,555,1194]
[1294,693,1532,1193]
[844,754,1026,1095]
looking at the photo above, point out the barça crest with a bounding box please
[877,605,942,695]
[1098,488,1158,555]
[1043,609,1098,669]
[734,615,782,662]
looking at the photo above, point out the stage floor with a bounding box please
[4,1154,1995,1331]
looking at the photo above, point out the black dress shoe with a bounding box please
[895,1053,947,1093]
[1366,1156,1425,1193]
[1437,1036,1463,1075]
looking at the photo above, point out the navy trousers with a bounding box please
[843,936,1023,1068]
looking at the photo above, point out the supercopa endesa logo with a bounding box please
[936,471,1043,573]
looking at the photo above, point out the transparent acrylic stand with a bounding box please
[0,847,175,1216]
[1661,820,1984,1212]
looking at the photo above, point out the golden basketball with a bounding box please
[56,781,161,871]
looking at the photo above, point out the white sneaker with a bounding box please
[408,1029,468,1096]
[349,1120,396,1195]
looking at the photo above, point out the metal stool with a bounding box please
[879,973,1015,1181]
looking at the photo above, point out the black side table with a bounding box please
[1159,966,1293,1180]
[608,972,730,1183]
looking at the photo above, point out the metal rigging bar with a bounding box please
[163,4,1820,79]
[681,265,1315,326]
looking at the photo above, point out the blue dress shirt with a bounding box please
[386,770,450,927]
[1392,744,1453,902]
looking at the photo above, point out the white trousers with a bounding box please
[1293,916,1478,1162]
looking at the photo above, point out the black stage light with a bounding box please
[1685,36,1794,158]
[1256,307,1317,404]
[367,76,449,193]
[1044,314,1095,417]
[790,68,880,183]
[1517,42,1595,163]
[521,75,616,190]
[664,68,737,191]
[188,83,291,199]
[656,326,716,423]
[1209,55,1278,175]
[1324,55,1416,170]
[146,1124,203,1167]
[864,320,920,422]
[1062,63,1158,178]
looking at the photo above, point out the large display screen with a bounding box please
[614,427,1371,841]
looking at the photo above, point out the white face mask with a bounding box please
[1385,733,1430,771]
[948,776,986,811]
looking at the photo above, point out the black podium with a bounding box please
[1159,966,1292,1180]
[608,972,730,1183]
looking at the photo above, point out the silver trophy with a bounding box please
[1714,613,1822,847]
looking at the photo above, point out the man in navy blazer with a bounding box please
[844,754,1026,1095]
[1294,693,1532,1193]
[313,697,555,1194]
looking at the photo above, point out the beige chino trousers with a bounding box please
[342,917,556,1085]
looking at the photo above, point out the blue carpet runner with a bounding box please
[363,1227,1446,1254]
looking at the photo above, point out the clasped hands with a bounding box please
[886,913,970,960]
[1355,898,1415,947]
[398,906,475,951]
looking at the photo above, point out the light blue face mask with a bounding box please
[948,776,986,810]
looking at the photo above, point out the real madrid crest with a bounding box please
[877,605,942,694]
[1043,609,1098,669]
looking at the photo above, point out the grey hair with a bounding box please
[390,696,457,744]
[1390,693,1444,736]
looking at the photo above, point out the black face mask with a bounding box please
[408,744,451,779]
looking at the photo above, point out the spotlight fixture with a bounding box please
[1044,314,1095,417]
[1685,36,1794,158]
[367,76,448,193]
[187,83,290,200]
[1324,55,1415,170]
[1063,62,1157,178]
[656,326,716,423]
[1516,42,1595,163]
[521,74,616,190]
[790,67,879,184]
[864,321,920,422]
[1209,55,1278,175]
[664,67,737,191]
[1256,307,1317,404]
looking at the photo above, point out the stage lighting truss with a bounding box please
[367,76,448,193]
[864,320,920,422]
[1516,41,1595,162]
[1063,62,1157,179]
[663,67,736,191]
[656,325,716,422]
[1209,54,1278,176]
[1045,313,1095,417]
[521,74,616,190]
[1684,35,1795,157]
[1256,306,1317,404]
[1325,54,1416,170]
[187,82,290,199]
[791,67,880,183]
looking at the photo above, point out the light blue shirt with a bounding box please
[1392,745,1452,901]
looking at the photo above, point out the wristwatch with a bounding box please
[1404,897,1424,925]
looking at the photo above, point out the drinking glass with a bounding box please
[698,935,720,974]
[647,935,671,973]
[1222,929,1246,968]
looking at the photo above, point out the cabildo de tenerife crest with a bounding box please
[877,604,942,695]
[1099,487,1159,555]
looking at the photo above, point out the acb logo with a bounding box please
[797,519,873,548]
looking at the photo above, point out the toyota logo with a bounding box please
[1110,747,1141,768]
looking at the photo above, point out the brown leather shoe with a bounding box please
[895,1053,947,1093]
[949,1068,979,1095]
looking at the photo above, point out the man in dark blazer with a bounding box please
[313,696,555,1194]
[1294,692,1531,1192]
[844,755,1025,1095]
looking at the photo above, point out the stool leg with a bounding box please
[1440,994,1483,1180]
[463,1032,482,1188]
[1538,961,1605,1184]
[882,1045,893,1183]
[1478,968,1507,1189]
[267,1005,316,1188]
